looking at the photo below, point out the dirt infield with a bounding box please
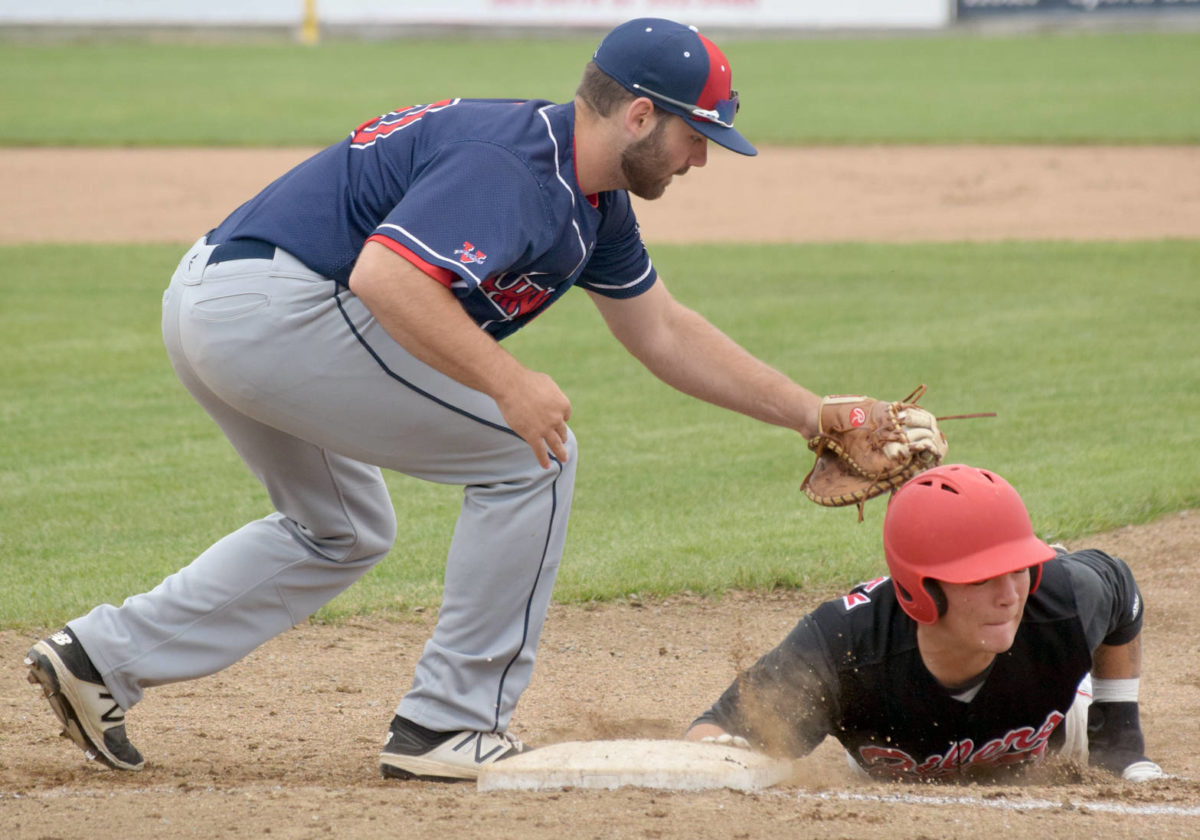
[3,145,1199,244]
[2,147,1198,838]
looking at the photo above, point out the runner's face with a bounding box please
[937,570,1030,655]
[621,114,708,200]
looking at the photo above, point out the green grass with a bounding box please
[1,31,1198,146]
[738,33,1200,144]
[2,241,1197,628]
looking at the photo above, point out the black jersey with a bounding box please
[696,550,1143,781]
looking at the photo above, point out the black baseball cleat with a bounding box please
[25,627,145,771]
[379,715,525,781]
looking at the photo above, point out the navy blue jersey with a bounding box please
[695,550,1144,781]
[208,99,656,341]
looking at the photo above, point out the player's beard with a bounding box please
[621,118,682,201]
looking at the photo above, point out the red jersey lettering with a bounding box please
[481,273,554,320]
[352,100,457,148]
[857,711,1065,779]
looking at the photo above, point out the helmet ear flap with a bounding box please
[892,577,940,625]
[923,579,947,619]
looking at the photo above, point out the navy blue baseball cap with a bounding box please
[592,18,757,157]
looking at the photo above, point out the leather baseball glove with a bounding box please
[801,385,949,520]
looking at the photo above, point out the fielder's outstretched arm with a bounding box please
[587,281,821,438]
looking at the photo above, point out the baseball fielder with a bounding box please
[688,465,1165,782]
[26,18,944,781]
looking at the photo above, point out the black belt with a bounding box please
[206,238,276,267]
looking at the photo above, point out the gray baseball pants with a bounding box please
[70,237,577,734]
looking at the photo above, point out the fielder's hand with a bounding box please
[493,368,572,469]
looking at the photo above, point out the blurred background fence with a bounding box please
[2,0,1198,41]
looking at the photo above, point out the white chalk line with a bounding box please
[0,784,324,801]
[3,784,1200,817]
[787,788,1200,817]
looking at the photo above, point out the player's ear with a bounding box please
[623,97,658,139]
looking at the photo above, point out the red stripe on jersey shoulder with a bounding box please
[366,234,457,288]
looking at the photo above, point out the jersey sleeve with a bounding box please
[692,614,839,758]
[576,190,657,299]
[1062,549,1145,649]
[369,142,549,293]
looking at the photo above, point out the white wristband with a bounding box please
[1092,677,1140,703]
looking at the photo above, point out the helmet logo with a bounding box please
[850,407,867,427]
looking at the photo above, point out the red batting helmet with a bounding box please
[883,464,1055,625]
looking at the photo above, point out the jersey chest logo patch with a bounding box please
[481,272,554,320]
